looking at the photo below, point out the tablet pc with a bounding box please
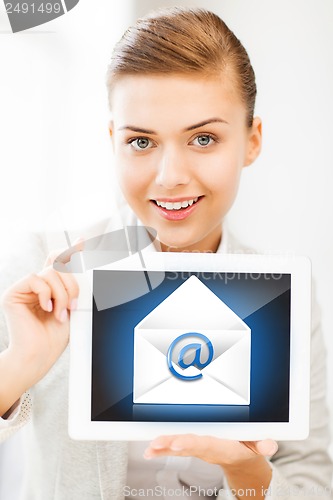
[68,252,311,441]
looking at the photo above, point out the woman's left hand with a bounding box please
[144,433,278,467]
[144,434,278,499]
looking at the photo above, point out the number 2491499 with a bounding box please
[5,3,62,14]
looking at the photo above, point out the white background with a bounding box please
[0,0,332,497]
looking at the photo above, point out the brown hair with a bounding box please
[106,7,256,127]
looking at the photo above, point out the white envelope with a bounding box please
[133,275,251,405]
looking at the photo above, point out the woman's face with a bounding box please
[110,74,261,252]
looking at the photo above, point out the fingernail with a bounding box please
[170,443,183,451]
[151,443,164,450]
[71,298,78,311]
[267,443,279,456]
[60,309,68,323]
[47,300,53,312]
[143,451,152,460]
[73,237,84,249]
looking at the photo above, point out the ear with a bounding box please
[108,120,115,149]
[244,117,262,167]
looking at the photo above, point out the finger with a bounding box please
[45,238,85,267]
[144,434,267,464]
[245,440,278,457]
[144,434,220,460]
[146,434,177,454]
[45,249,65,268]
[37,269,73,322]
[48,268,80,311]
[1,273,53,313]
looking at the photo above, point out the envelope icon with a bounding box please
[133,275,251,405]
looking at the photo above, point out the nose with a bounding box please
[155,147,191,189]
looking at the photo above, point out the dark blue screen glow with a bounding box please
[91,271,290,423]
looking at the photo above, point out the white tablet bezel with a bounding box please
[68,252,311,441]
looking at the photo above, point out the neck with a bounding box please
[158,227,222,254]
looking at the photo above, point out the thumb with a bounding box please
[243,440,278,457]
[52,237,85,272]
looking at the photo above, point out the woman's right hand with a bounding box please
[0,251,79,416]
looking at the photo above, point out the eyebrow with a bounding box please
[185,118,229,131]
[118,118,229,135]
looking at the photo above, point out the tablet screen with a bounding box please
[91,270,291,424]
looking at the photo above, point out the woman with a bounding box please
[0,7,332,499]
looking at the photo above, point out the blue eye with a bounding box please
[129,137,153,150]
[193,135,215,147]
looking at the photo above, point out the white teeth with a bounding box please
[156,197,199,210]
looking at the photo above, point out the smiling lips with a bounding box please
[151,196,202,221]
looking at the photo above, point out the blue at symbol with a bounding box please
[167,332,214,381]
